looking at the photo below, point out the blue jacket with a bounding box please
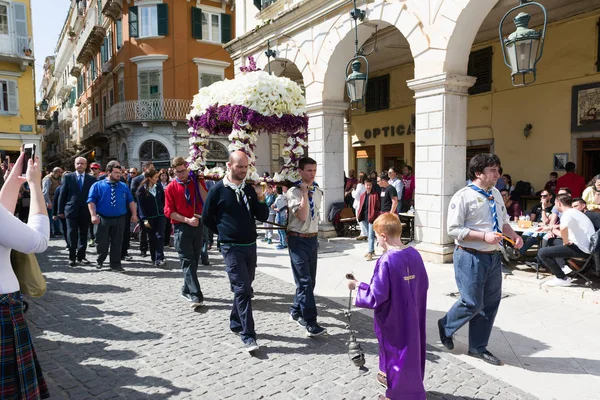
[136,184,165,220]
[58,172,96,218]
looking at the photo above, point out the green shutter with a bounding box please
[253,0,262,11]
[70,87,76,106]
[129,6,138,38]
[116,19,123,48]
[221,13,232,44]
[191,7,202,39]
[100,43,105,63]
[157,4,168,36]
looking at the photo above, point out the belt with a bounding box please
[287,231,318,238]
[457,245,500,255]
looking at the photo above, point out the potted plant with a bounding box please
[23,48,32,56]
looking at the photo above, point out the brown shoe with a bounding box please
[356,235,366,240]
[366,252,374,261]
[376,371,387,388]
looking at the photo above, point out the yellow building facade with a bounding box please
[0,0,37,160]
[349,10,600,193]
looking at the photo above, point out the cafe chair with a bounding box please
[566,229,600,290]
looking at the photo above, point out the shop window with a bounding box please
[365,74,390,113]
[354,146,375,174]
[468,47,493,95]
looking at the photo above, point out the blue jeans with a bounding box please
[276,211,287,246]
[367,222,375,253]
[359,220,368,237]
[221,244,257,343]
[441,247,502,353]
[288,235,319,324]
[519,232,540,255]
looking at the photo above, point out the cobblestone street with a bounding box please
[25,239,538,400]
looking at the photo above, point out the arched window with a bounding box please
[139,140,170,169]
[206,140,228,168]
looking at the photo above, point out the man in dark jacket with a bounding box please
[357,178,381,261]
[202,151,269,353]
[52,184,69,249]
[129,161,153,257]
[58,157,97,266]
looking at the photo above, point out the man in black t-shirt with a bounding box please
[377,173,398,214]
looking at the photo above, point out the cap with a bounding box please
[90,162,101,169]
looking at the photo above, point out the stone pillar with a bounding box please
[407,73,476,263]
[306,101,348,238]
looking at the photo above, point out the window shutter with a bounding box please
[105,36,110,60]
[365,74,390,112]
[157,4,168,36]
[221,13,232,44]
[191,7,202,39]
[70,87,76,106]
[7,80,18,115]
[139,71,149,99]
[116,19,123,49]
[129,6,139,38]
[12,2,28,54]
[149,71,161,99]
[253,0,262,11]
[467,46,493,95]
[100,43,105,63]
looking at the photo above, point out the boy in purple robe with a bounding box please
[347,213,428,400]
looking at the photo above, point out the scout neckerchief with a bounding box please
[468,183,501,233]
[223,175,250,213]
[176,177,193,209]
[296,181,319,220]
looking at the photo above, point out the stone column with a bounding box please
[407,73,476,263]
[306,100,348,238]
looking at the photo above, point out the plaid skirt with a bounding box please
[0,291,49,400]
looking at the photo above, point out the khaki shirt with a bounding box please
[286,186,322,234]
[447,186,509,252]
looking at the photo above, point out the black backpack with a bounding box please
[512,181,531,201]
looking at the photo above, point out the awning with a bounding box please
[71,149,93,159]
[0,139,24,151]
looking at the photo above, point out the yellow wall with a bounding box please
[349,10,600,192]
[0,0,36,138]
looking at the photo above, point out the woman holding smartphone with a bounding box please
[0,149,50,398]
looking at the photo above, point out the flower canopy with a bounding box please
[187,59,309,182]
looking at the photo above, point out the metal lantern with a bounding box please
[345,0,367,110]
[40,99,48,112]
[346,56,368,109]
[499,1,547,87]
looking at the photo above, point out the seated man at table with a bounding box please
[538,194,595,287]
[512,190,554,259]
[572,198,600,231]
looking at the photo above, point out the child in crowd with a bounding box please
[347,213,428,400]
[262,185,276,244]
[273,185,288,249]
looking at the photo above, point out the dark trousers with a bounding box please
[221,244,257,343]
[66,213,90,261]
[401,199,411,213]
[59,217,68,247]
[89,220,95,241]
[96,215,126,268]
[201,225,211,263]
[147,217,166,263]
[288,235,319,324]
[164,220,172,246]
[538,243,588,279]
[139,222,149,253]
[441,247,502,353]
[174,223,203,298]
[121,209,131,258]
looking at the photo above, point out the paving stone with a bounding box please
[27,239,538,400]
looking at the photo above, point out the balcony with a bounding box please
[105,99,192,128]
[0,36,34,71]
[102,0,123,20]
[82,117,103,141]
[75,7,106,65]
[70,64,81,78]
[45,120,59,141]
[58,107,73,127]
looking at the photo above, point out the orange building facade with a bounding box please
[57,0,235,169]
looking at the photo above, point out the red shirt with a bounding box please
[164,178,208,224]
[556,172,586,198]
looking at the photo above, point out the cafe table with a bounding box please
[509,222,543,279]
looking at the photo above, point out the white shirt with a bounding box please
[447,185,510,251]
[0,205,49,294]
[352,183,366,211]
[389,177,404,200]
[560,208,595,254]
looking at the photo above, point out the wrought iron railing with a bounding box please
[105,99,192,128]
[82,117,103,141]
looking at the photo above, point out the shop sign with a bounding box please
[20,124,33,132]
[363,114,415,140]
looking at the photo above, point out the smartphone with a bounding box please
[22,143,36,175]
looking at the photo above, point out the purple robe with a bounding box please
[355,247,428,400]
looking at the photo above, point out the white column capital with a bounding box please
[407,73,477,98]
[306,100,349,116]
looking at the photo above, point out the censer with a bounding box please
[345,273,366,368]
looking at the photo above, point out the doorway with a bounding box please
[578,138,600,182]
[354,146,375,175]
[382,143,404,172]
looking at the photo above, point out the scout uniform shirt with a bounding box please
[447,185,509,252]
[286,185,322,234]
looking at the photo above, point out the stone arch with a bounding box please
[316,0,429,102]
[133,133,175,164]
[253,38,314,91]
[435,0,500,74]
